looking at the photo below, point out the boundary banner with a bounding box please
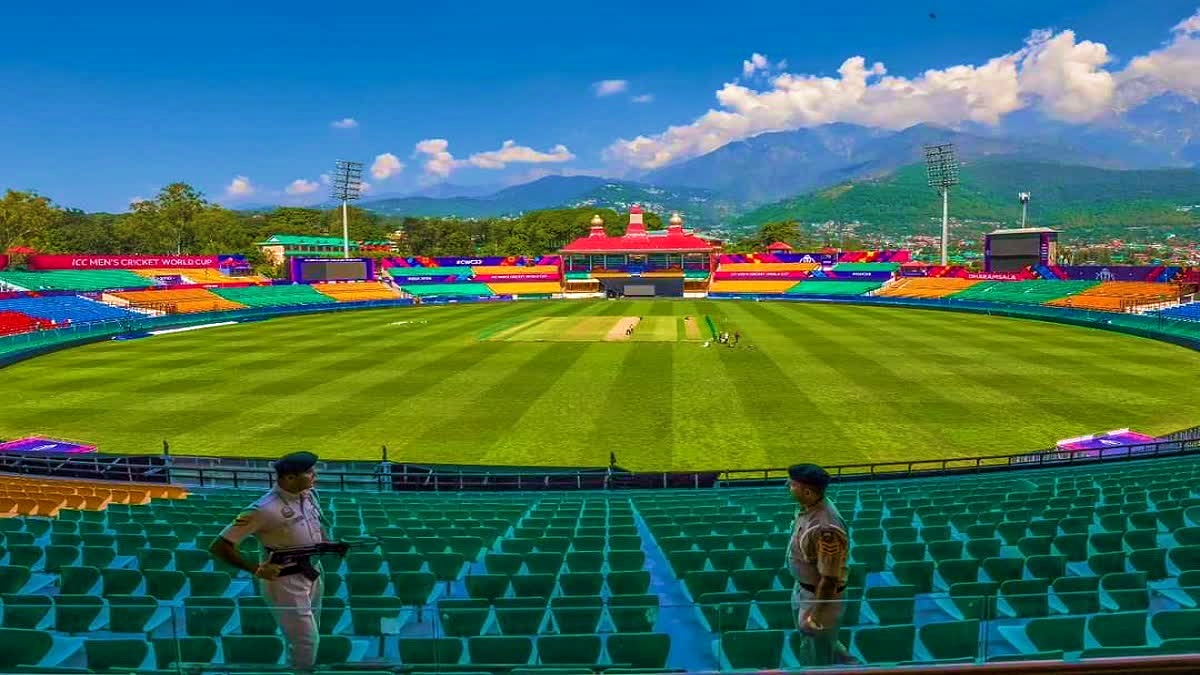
[28,255,221,270]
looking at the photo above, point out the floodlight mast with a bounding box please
[330,160,364,258]
[923,143,959,266]
[1019,191,1031,229]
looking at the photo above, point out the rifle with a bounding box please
[264,536,379,579]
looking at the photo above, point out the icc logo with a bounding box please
[800,255,816,263]
[1096,268,1114,282]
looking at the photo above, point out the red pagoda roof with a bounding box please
[766,241,793,251]
[560,207,717,254]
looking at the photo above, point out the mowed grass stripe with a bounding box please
[124,302,540,432]
[485,342,631,469]
[739,301,949,463]
[588,342,675,468]
[668,304,772,472]
[693,299,864,466]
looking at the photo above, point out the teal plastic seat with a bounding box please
[607,632,671,669]
[536,634,601,666]
[0,627,53,668]
[84,637,150,671]
[221,635,284,665]
[720,629,785,669]
[467,635,533,666]
[854,624,916,664]
[919,619,980,661]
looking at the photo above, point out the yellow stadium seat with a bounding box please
[112,288,245,314]
[311,282,401,302]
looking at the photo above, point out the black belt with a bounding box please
[799,582,847,594]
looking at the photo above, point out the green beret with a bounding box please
[787,463,831,490]
[274,451,319,475]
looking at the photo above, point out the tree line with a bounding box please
[0,183,842,277]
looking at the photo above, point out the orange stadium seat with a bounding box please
[131,268,268,284]
[1046,281,1181,312]
[709,280,799,294]
[877,278,983,299]
[311,281,401,302]
[0,475,188,516]
[112,288,245,314]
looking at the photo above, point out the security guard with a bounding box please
[209,451,327,671]
[786,463,856,666]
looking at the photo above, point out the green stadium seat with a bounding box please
[399,637,464,667]
[348,596,404,636]
[0,565,31,594]
[109,595,159,633]
[438,600,490,638]
[720,629,785,669]
[154,636,219,670]
[85,637,150,671]
[607,632,670,669]
[1052,576,1101,614]
[536,634,601,666]
[524,552,564,575]
[80,546,117,569]
[608,594,658,633]
[1088,611,1148,648]
[998,579,1050,618]
[1025,615,1086,653]
[1152,609,1200,641]
[549,597,602,634]
[854,624,915,664]
[495,606,546,635]
[237,597,279,636]
[511,573,556,599]
[467,635,533,666]
[919,619,980,661]
[3,594,51,630]
[185,596,236,637]
[866,585,917,625]
[0,627,54,668]
[698,592,751,632]
[390,571,435,606]
[53,594,103,633]
[221,635,284,665]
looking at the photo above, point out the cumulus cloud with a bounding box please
[331,118,358,129]
[370,152,405,180]
[631,94,655,103]
[225,176,255,198]
[1114,9,1200,111]
[604,10,1200,169]
[593,79,629,96]
[286,179,320,195]
[413,139,576,177]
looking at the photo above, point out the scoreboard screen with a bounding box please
[297,259,371,282]
[988,235,1041,257]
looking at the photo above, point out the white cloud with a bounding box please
[359,181,371,194]
[631,94,655,103]
[224,176,255,198]
[370,152,405,180]
[286,179,320,195]
[1114,9,1200,111]
[331,118,358,129]
[413,139,576,177]
[593,79,629,97]
[319,173,331,186]
[604,10,1200,170]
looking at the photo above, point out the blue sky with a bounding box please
[3,0,1200,212]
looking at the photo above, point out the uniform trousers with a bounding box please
[792,584,851,666]
[262,573,323,670]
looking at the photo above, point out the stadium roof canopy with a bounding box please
[559,206,718,254]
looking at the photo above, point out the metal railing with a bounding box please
[0,431,1197,493]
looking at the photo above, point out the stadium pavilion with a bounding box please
[559,206,720,296]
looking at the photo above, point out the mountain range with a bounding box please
[262,95,1200,233]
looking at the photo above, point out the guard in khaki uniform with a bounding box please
[209,452,327,671]
[786,463,857,667]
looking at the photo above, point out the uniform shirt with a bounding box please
[219,487,327,551]
[788,499,850,586]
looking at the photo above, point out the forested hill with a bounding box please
[733,159,1200,230]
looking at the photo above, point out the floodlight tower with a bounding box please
[923,143,960,266]
[1019,191,1031,228]
[330,160,364,258]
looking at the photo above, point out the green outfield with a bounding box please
[3,299,1200,472]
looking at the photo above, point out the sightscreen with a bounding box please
[299,260,369,282]
[623,284,657,297]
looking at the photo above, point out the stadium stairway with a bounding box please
[3,453,1200,671]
